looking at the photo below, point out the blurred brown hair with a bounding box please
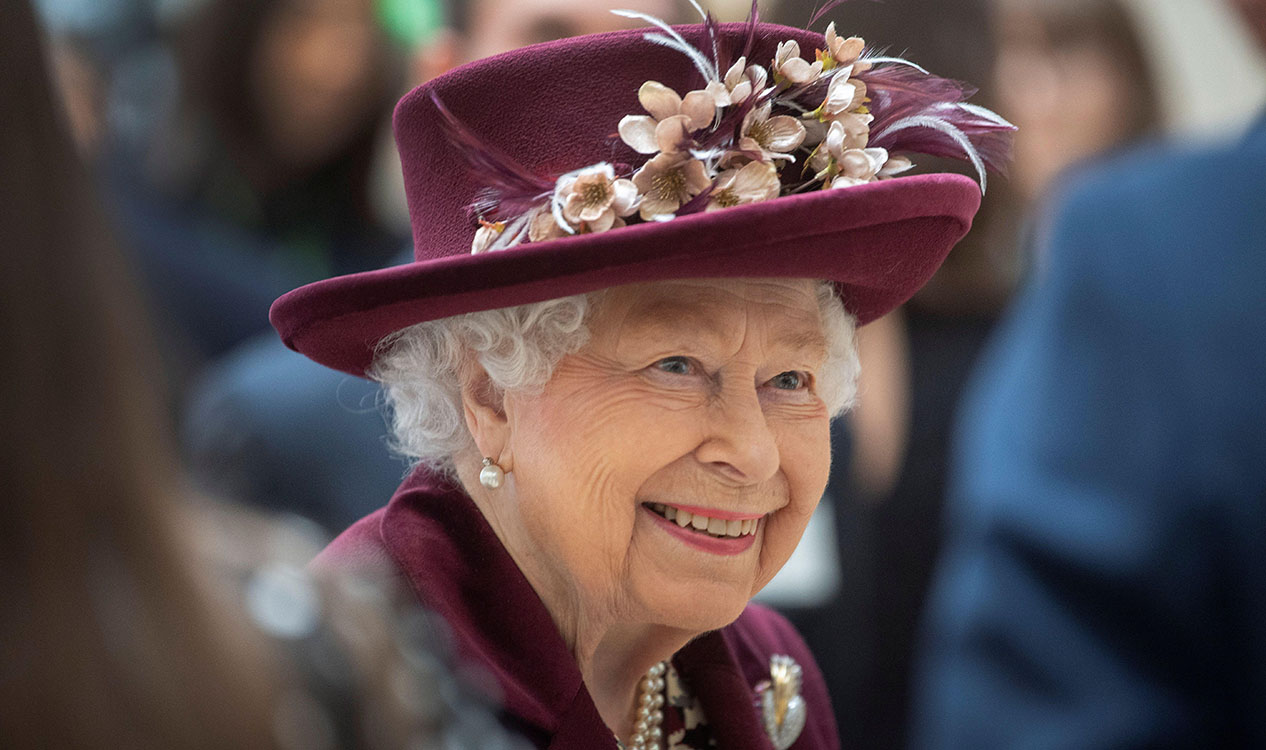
[0,2,280,745]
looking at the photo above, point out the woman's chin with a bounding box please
[637,581,752,635]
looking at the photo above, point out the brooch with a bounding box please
[755,654,806,750]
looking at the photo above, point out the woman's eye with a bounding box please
[654,356,694,376]
[769,371,808,390]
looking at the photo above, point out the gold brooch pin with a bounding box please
[756,654,806,750]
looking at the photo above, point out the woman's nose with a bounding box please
[693,384,780,484]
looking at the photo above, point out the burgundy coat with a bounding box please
[314,469,840,750]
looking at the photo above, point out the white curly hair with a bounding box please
[370,280,860,473]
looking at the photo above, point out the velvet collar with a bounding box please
[377,468,781,750]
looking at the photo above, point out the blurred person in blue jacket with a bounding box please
[754,1,1160,748]
[912,0,1266,746]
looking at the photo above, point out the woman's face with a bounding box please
[994,2,1141,201]
[495,278,833,633]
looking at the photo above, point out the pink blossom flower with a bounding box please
[706,161,781,211]
[807,114,873,171]
[724,102,806,166]
[822,73,868,118]
[470,219,506,253]
[703,57,769,107]
[559,165,639,233]
[618,80,716,154]
[631,153,711,219]
[773,40,823,84]
[822,23,866,68]
[827,146,890,189]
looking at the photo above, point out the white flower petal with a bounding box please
[824,77,857,114]
[587,208,616,233]
[639,194,680,220]
[656,114,694,154]
[471,225,499,254]
[681,90,716,131]
[864,147,890,174]
[774,40,801,67]
[829,175,870,189]
[732,160,779,198]
[562,192,587,223]
[878,155,915,178]
[730,80,752,105]
[704,80,731,107]
[747,64,768,91]
[781,57,821,84]
[619,115,660,154]
[638,80,682,121]
[763,115,807,152]
[611,178,640,216]
[725,57,747,88]
[825,120,846,159]
[835,36,865,66]
[681,159,712,194]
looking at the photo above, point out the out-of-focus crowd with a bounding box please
[4,0,1264,746]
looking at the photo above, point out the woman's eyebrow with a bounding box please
[621,306,827,360]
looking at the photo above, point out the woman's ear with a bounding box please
[460,359,513,470]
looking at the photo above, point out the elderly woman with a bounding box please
[271,9,1010,750]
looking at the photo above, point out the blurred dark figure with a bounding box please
[103,0,407,383]
[913,0,1266,746]
[765,2,1160,749]
[1,5,527,746]
[182,0,679,535]
[2,1,277,742]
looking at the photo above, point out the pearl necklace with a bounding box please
[623,661,667,750]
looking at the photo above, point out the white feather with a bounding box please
[611,9,718,80]
[949,102,1016,128]
[872,115,988,194]
[859,55,930,74]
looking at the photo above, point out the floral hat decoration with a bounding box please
[271,1,1015,378]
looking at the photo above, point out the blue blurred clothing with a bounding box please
[102,147,404,366]
[913,118,1266,748]
[184,333,408,533]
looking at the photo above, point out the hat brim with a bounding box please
[270,172,980,378]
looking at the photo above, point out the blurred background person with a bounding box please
[102,0,409,386]
[912,0,1266,745]
[179,0,686,534]
[3,4,531,746]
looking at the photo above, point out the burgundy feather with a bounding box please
[808,0,880,28]
[703,11,723,77]
[696,92,762,151]
[872,116,1015,175]
[857,64,974,133]
[858,61,1015,174]
[740,0,760,62]
[429,91,554,220]
[676,185,716,216]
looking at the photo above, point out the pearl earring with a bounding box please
[479,457,505,489]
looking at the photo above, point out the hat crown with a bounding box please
[393,22,825,262]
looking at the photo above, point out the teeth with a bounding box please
[649,503,761,538]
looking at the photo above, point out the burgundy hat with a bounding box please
[271,17,1012,378]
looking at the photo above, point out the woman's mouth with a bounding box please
[643,502,760,539]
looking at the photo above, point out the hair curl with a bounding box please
[371,281,859,473]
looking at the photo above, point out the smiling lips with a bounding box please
[644,502,762,539]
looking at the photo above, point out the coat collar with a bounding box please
[377,468,776,750]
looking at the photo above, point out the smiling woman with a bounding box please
[271,7,1010,749]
